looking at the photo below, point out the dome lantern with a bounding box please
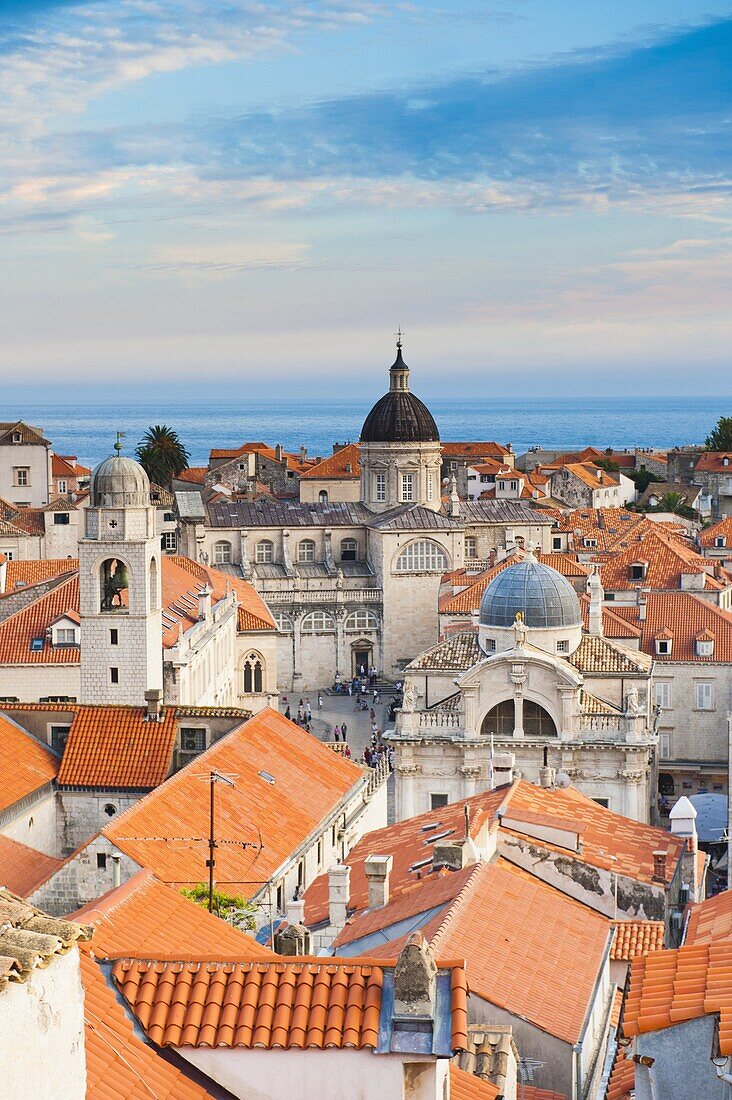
[90,445,151,509]
[479,552,583,657]
[360,339,439,445]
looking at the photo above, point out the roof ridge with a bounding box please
[427,861,489,954]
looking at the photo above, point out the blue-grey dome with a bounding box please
[480,558,582,629]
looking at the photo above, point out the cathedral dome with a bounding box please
[90,452,150,508]
[360,345,440,444]
[480,555,582,630]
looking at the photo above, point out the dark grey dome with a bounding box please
[480,558,582,629]
[360,346,440,444]
[90,453,150,508]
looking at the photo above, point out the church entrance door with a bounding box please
[353,647,372,677]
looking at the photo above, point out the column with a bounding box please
[560,688,575,740]
[512,691,524,739]
[335,609,346,679]
[292,609,303,687]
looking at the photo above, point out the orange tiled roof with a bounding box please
[57,706,179,789]
[685,890,732,946]
[0,834,63,896]
[105,707,363,896]
[554,462,619,491]
[615,591,732,662]
[440,551,587,615]
[176,466,207,485]
[695,452,732,473]
[163,555,275,639]
[10,507,45,537]
[449,1064,500,1100]
[443,441,511,457]
[611,920,665,960]
[606,1047,635,1100]
[366,860,611,1046]
[52,453,78,479]
[0,713,58,811]
[113,956,385,1049]
[304,785,509,926]
[300,443,361,480]
[520,1088,568,1100]
[81,949,213,1100]
[74,868,274,960]
[0,574,80,663]
[0,420,48,446]
[600,526,725,592]
[624,941,732,1052]
[700,515,732,548]
[554,508,663,553]
[578,594,643,639]
[1,557,77,593]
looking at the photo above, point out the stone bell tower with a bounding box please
[79,438,163,705]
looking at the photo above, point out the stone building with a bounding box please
[390,554,657,821]
[176,344,554,687]
[691,451,732,519]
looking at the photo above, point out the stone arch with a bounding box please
[393,539,450,574]
[149,555,158,608]
[241,650,265,694]
[99,556,131,611]
[481,697,558,738]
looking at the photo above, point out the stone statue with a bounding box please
[402,680,417,711]
[513,612,527,648]
[335,567,344,589]
[625,684,642,716]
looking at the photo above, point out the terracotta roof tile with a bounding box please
[406,630,482,671]
[520,1088,568,1100]
[449,1064,501,1100]
[578,594,642,639]
[630,590,732,662]
[700,515,732,548]
[176,466,207,485]
[0,421,49,446]
[81,949,212,1100]
[73,869,274,960]
[685,890,732,946]
[555,463,619,491]
[104,708,363,896]
[440,551,588,616]
[299,444,361,480]
[0,574,80,663]
[606,1046,635,1100]
[57,706,179,788]
[695,452,732,473]
[555,508,675,554]
[164,555,276,637]
[443,441,511,457]
[2,558,78,594]
[0,834,63,896]
[611,920,665,960]
[600,526,725,592]
[624,941,732,1052]
[0,713,58,811]
[567,635,652,674]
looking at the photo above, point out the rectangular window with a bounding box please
[55,628,76,645]
[97,853,107,870]
[653,682,671,709]
[53,513,70,525]
[110,629,118,646]
[180,727,207,752]
[110,667,119,684]
[57,480,67,494]
[510,480,519,491]
[430,793,449,810]
[488,639,497,652]
[375,473,386,502]
[401,473,414,502]
[556,640,568,653]
[161,531,177,552]
[13,467,29,486]
[656,640,671,656]
[50,725,70,753]
[695,681,714,710]
[427,472,434,500]
[465,536,477,559]
[659,733,670,759]
[552,536,562,550]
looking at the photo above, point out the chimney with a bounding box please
[669,795,700,900]
[364,854,392,909]
[110,853,121,889]
[275,444,284,462]
[285,898,306,927]
[144,689,163,722]
[652,850,668,882]
[539,765,556,789]
[587,566,604,637]
[449,475,460,517]
[393,934,437,1024]
[275,921,311,956]
[492,751,515,788]
[432,837,478,871]
[300,445,307,462]
[597,467,603,482]
[328,864,350,929]
[637,587,648,621]
[197,584,213,621]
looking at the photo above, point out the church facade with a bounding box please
[176,344,555,687]
[390,557,659,823]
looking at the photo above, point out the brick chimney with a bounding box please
[275,444,284,462]
[364,854,392,909]
[652,850,667,882]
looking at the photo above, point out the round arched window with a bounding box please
[100,558,129,611]
[395,540,449,573]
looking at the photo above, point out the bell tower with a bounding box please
[79,438,163,705]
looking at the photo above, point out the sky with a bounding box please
[0,0,731,401]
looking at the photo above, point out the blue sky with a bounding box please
[0,0,730,401]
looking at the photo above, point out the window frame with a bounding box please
[213,540,232,565]
[301,610,335,633]
[395,539,449,574]
[653,682,671,709]
[374,473,386,503]
[400,472,414,502]
[255,539,274,564]
[695,680,714,711]
[297,539,316,563]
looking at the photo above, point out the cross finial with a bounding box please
[395,327,403,350]
[114,431,126,454]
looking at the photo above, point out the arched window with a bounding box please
[345,610,379,631]
[242,652,264,693]
[100,558,129,611]
[319,490,329,504]
[273,612,293,632]
[149,557,158,608]
[341,538,358,562]
[256,539,274,564]
[298,539,316,563]
[395,540,449,573]
[301,610,335,633]
[481,699,557,738]
[214,540,232,565]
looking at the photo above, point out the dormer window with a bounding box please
[11,433,21,443]
[629,562,647,581]
[655,638,672,656]
[696,639,714,657]
[715,536,727,548]
[50,618,80,647]
[724,457,730,467]
[583,537,598,548]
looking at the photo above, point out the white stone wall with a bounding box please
[43,511,82,558]
[56,791,143,855]
[360,440,443,513]
[0,441,51,508]
[1,788,59,856]
[300,478,361,504]
[652,660,732,774]
[0,947,86,1100]
[30,835,142,916]
[0,663,80,703]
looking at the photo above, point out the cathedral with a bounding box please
[177,342,555,687]
[390,554,658,823]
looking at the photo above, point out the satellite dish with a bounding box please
[555,771,572,789]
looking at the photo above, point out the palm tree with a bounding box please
[654,491,696,520]
[136,425,190,487]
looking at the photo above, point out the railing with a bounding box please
[364,754,390,797]
[463,559,493,571]
[418,710,462,729]
[262,588,382,604]
[578,715,622,734]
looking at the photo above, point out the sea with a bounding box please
[3,396,727,468]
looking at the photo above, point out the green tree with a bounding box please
[136,424,190,486]
[593,457,619,473]
[705,416,732,451]
[181,883,257,930]
[626,467,655,494]
[651,492,696,520]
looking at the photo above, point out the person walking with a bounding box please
[333,724,341,742]
[373,688,379,705]
[285,705,291,721]
[341,721,348,742]
[317,693,323,711]
[305,699,312,722]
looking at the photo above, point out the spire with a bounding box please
[389,329,410,392]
